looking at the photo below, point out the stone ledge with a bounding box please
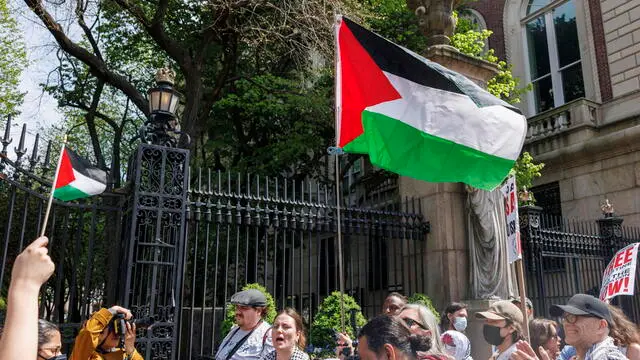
[425,45,500,86]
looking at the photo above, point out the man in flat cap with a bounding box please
[475,300,525,360]
[215,289,273,360]
[548,294,625,360]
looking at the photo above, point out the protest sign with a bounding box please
[599,242,639,301]
[501,176,521,264]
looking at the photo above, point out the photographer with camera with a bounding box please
[70,305,143,360]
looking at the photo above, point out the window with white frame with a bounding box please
[524,0,584,114]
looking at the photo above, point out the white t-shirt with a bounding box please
[215,321,273,360]
[493,343,517,360]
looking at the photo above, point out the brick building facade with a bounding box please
[469,0,640,224]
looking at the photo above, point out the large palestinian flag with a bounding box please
[335,16,527,190]
[53,147,107,201]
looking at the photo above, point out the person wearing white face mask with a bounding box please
[440,303,468,333]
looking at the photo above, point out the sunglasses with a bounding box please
[562,313,599,324]
[402,317,427,330]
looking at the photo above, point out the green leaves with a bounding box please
[358,0,427,52]
[451,11,531,105]
[0,0,27,115]
[206,72,334,177]
[309,291,367,348]
[509,151,544,205]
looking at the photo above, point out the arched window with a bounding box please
[460,9,489,53]
[523,0,585,113]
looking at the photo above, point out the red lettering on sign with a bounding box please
[623,277,630,292]
[607,278,625,296]
[622,248,634,264]
[614,251,626,267]
[510,192,516,216]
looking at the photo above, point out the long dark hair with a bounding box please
[38,319,60,348]
[440,302,468,330]
[529,318,558,358]
[358,315,430,359]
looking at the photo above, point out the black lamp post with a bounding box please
[144,67,185,147]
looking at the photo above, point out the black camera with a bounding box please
[108,313,155,335]
[108,313,155,349]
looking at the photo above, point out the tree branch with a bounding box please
[58,101,118,129]
[75,0,103,61]
[84,79,107,169]
[23,0,148,115]
[111,0,192,71]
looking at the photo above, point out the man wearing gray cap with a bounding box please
[475,300,525,360]
[548,293,625,360]
[215,289,274,360]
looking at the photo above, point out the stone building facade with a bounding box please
[469,0,640,224]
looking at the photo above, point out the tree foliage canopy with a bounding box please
[26,0,356,182]
[0,0,27,115]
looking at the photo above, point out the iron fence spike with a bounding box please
[14,123,28,160]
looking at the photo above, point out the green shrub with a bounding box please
[309,292,367,348]
[220,283,277,335]
[407,293,440,323]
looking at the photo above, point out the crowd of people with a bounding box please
[1,237,639,360]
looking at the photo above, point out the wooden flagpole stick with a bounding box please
[39,136,67,238]
[516,258,530,342]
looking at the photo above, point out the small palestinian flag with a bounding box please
[335,16,527,190]
[53,147,107,201]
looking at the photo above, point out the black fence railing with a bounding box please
[0,120,124,353]
[520,206,640,323]
[178,169,430,359]
[0,116,431,360]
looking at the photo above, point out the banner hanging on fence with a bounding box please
[599,242,640,301]
[501,175,521,264]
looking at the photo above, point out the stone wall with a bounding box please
[602,0,640,97]
[532,120,640,226]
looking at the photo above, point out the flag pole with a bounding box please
[40,136,67,237]
[333,14,346,333]
[334,155,346,333]
[516,258,530,342]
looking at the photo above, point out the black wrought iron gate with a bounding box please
[0,117,430,360]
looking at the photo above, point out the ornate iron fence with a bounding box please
[520,206,640,323]
[0,118,125,353]
[0,116,431,360]
[178,169,430,359]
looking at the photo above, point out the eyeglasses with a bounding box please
[561,313,598,324]
[402,317,427,330]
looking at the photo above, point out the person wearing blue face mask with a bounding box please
[38,319,66,360]
[440,303,468,333]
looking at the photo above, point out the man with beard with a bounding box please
[215,289,273,360]
[475,300,525,360]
